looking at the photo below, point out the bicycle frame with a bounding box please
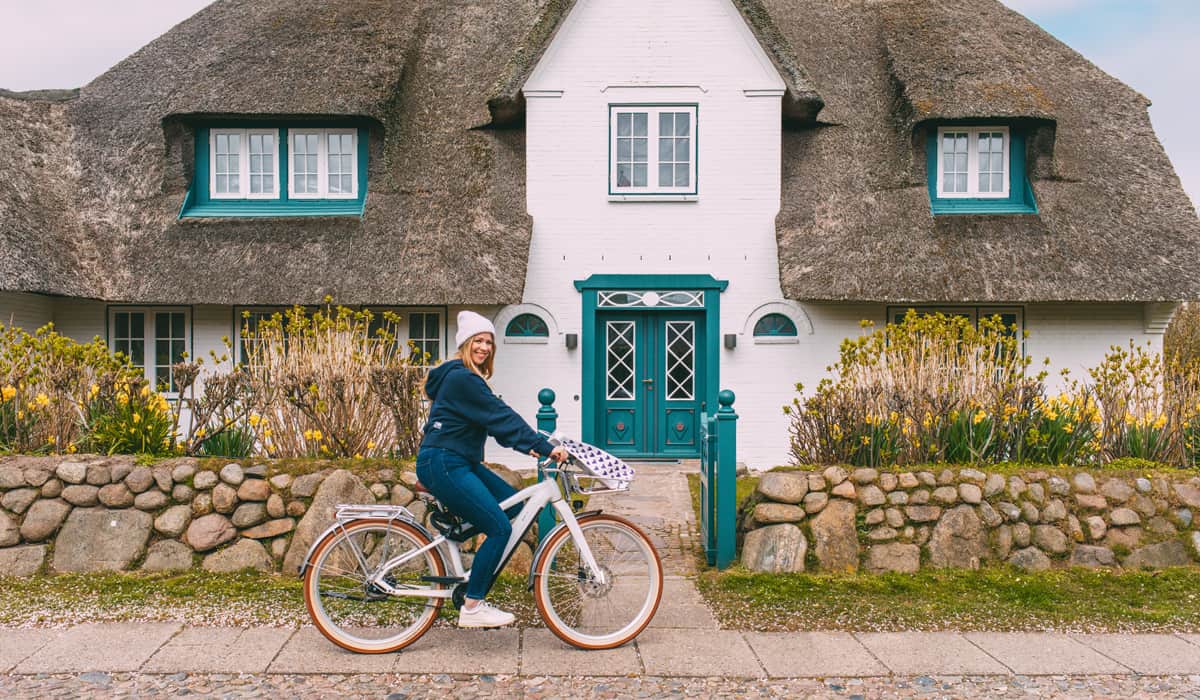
[334,472,608,600]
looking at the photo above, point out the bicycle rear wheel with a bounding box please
[533,514,662,649]
[303,518,445,653]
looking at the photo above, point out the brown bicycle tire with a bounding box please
[532,513,663,650]
[303,518,446,654]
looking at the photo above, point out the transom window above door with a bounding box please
[609,105,698,197]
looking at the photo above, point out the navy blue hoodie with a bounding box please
[420,359,554,463]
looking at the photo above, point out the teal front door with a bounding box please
[596,311,705,458]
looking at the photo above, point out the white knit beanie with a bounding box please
[455,310,496,348]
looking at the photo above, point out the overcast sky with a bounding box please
[0,1,1196,211]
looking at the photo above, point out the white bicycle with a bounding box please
[299,441,663,652]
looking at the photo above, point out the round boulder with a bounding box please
[741,523,807,573]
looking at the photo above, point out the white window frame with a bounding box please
[209,128,280,200]
[108,307,191,395]
[609,105,698,196]
[365,307,445,365]
[287,128,359,200]
[935,126,1009,199]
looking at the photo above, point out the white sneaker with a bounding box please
[458,601,516,628]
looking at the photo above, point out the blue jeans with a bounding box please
[416,447,519,600]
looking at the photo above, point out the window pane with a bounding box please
[675,138,689,161]
[675,113,689,136]
[156,339,169,366]
[172,312,184,337]
[115,312,129,338]
[307,174,318,192]
[131,313,144,338]
[633,164,647,187]
[632,138,646,160]
[616,164,631,187]
[156,312,169,338]
[659,112,673,135]
[633,113,647,136]
[618,138,632,160]
[675,164,689,187]
[956,174,967,192]
[617,113,631,137]
[658,139,671,160]
[263,174,273,191]
[992,173,1004,191]
[130,340,144,367]
[658,164,672,187]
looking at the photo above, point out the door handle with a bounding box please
[642,378,654,386]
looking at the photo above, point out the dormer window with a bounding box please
[926,124,1036,215]
[183,122,368,218]
[608,104,698,198]
[936,127,1008,199]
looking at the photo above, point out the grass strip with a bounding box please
[696,566,1200,633]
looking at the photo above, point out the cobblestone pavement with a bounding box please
[3,672,1200,698]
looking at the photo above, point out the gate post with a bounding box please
[713,390,738,568]
[535,388,558,541]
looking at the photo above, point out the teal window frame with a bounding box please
[752,313,797,337]
[505,313,549,338]
[182,121,369,218]
[926,125,1037,215]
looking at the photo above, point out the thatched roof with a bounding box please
[1,0,1197,305]
[771,0,1200,302]
[2,0,540,306]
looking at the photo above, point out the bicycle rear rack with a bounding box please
[334,504,416,523]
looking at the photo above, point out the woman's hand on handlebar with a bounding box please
[548,446,570,464]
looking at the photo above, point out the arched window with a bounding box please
[505,313,549,338]
[753,313,797,337]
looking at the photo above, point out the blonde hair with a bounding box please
[455,333,495,380]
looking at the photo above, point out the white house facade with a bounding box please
[1,0,1197,470]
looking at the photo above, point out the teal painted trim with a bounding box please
[183,125,368,219]
[574,274,728,292]
[927,128,1038,215]
[607,103,699,197]
[535,388,558,542]
[577,273,725,451]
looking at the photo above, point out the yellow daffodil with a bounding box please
[195,427,206,439]
[1,385,15,402]
[354,453,363,459]
[860,435,871,445]
[88,383,99,399]
[367,440,376,450]
[248,414,261,427]
[140,385,151,397]
[66,444,77,454]
[48,435,56,444]
[972,410,987,425]
[132,412,141,424]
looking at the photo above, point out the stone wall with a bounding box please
[740,466,1200,574]
[0,455,524,577]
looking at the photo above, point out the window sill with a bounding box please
[607,195,698,203]
[503,337,550,345]
[753,337,799,345]
[180,200,366,219]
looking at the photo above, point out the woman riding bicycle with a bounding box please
[416,310,570,628]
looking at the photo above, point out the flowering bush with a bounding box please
[241,302,428,458]
[0,322,142,454]
[787,313,1200,469]
[86,380,175,455]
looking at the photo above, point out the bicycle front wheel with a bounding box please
[533,514,663,649]
[303,518,445,653]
